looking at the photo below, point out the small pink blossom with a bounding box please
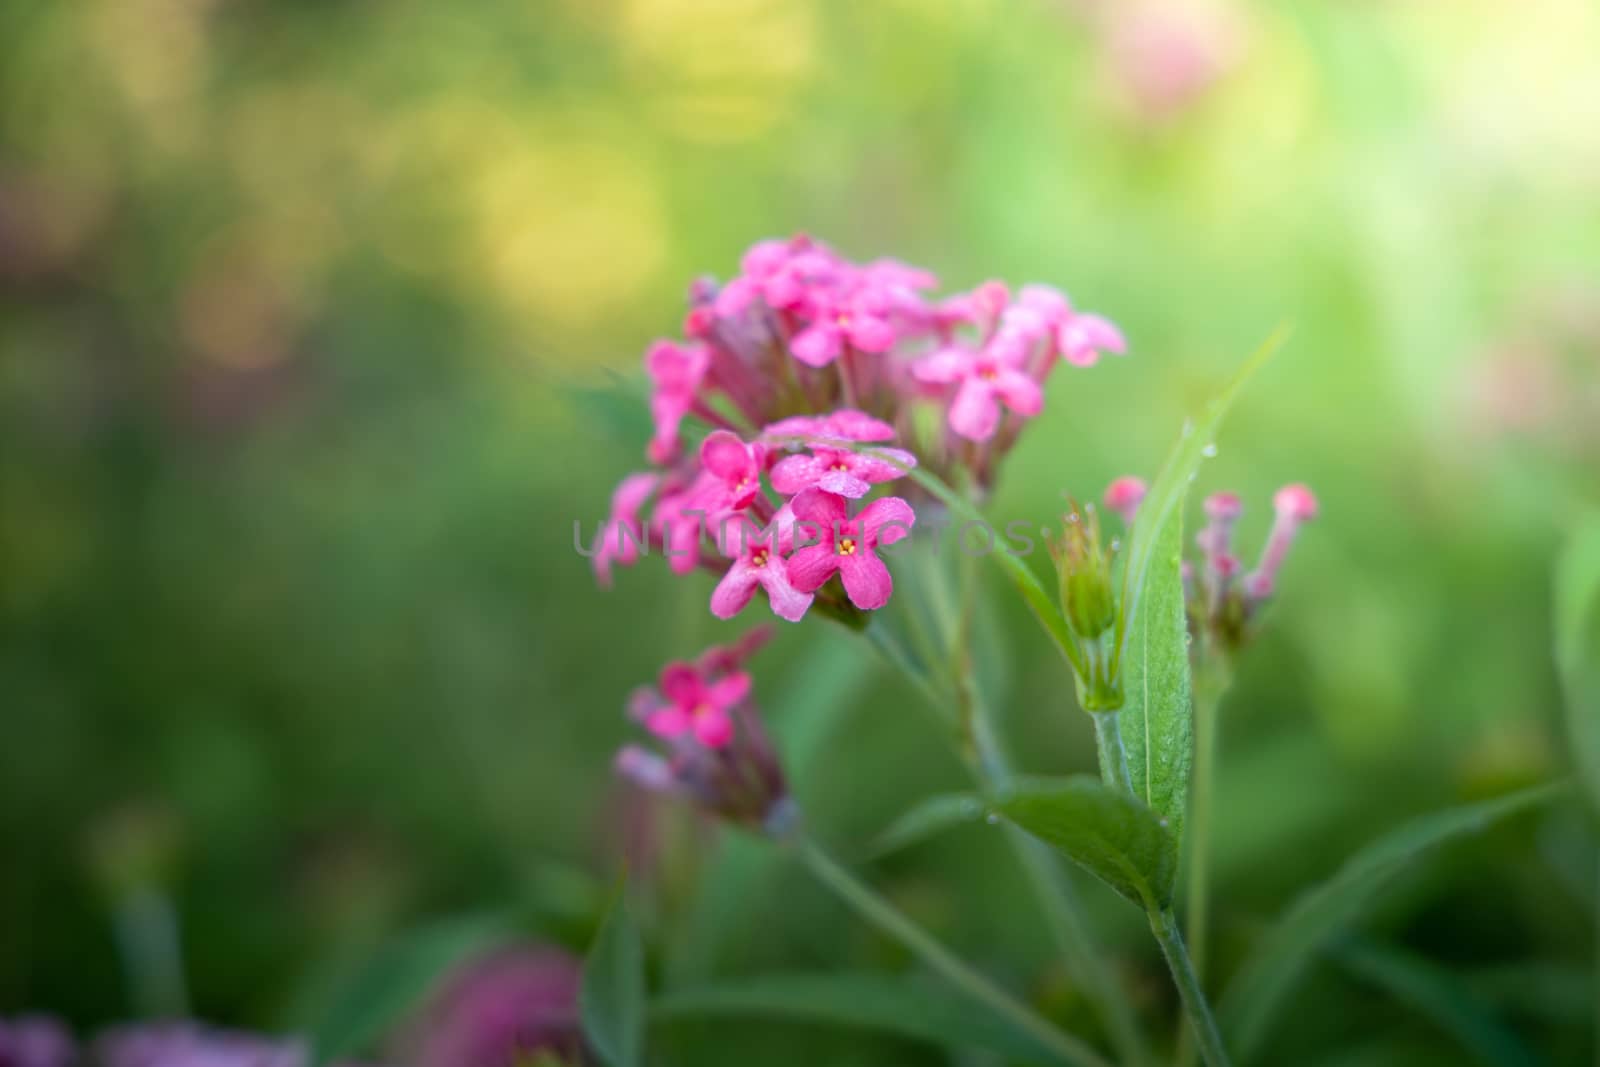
[641,660,753,748]
[593,472,659,587]
[788,489,916,611]
[646,340,710,463]
[1057,313,1127,367]
[913,341,1043,442]
[770,444,916,499]
[1104,476,1148,524]
[791,286,897,367]
[710,516,813,622]
[698,431,768,513]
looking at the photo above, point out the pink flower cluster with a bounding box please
[615,629,791,832]
[1105,478,1319,653]
[592,236,1128,623]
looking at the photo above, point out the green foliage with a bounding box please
[1554,513,1600,814]
[308,914,513,1064]
[652,972,1066,1063]
[1220,784,1565,1060]
[1120,486,1193,844]
[993,777,1179,911]
[867,793,985,858]
[581,891,646,1067]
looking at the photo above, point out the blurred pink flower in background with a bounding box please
[404,947,585,1067]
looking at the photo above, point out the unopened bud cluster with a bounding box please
[1050,498,1124,711]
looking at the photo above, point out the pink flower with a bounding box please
[913,341,1043,441]
[641,660,753,748]
[1056,313,1127,367]
[710,514,813,622]
[593,472,659,587]
[405,946,584,1067]
[1104,476,1148,524]
[787,489,915,610]
[1196,491,1242,576]
[646,340,710,463]
[791,287,897,367]
[698,431,768,513]
[770,444,916,499]
[763,409,896,444]
[654,481,714,576]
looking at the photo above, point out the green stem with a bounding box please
[970,710,1152,1067]
[1178,681,1224,1067]
[798,838,1114,1067]
[1149,908,1232,1067]
[1093,712,1134,796]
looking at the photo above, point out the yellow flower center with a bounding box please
[838,537,857,556]
[751,549,770,568]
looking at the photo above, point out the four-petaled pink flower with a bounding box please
[770,445,916,500]
[912,342,1043,441]
[788,489,916,611]
[791,287,897,367]
[592,472,658,587]
[643,660,753,748]
[710,510,813,622]
[646,340,710,463]
[698,431,767,514]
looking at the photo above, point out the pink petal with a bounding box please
[646,707,693,738]
[815,469,873,499]
[769,454,828,495]
[611,472,659,518]
[710,563,762,620]
[849,447,917,484]
[741,239,790,277]
[762,414,825,441]
[787,543,840,594]
[713,277,758,318]
[993,368,1043,416]
[756,564,814,622]
[791,324,842,367]
[790,486,849,526]
[912,346,973,385]
[847,316,896,353]
[658,662,703,705]
[839,550,894,611]
[859,497,916,547]
[1019,283,1071,323]
[701,431,755,482]
[948,378,1001,441]
[693,707,735,748]
[707,671,752,709]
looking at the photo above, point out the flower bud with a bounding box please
[1053,502,1117,641]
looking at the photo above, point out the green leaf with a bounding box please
[308,914,512,1063]
[652,972,1067,1064]
[1114,326,1288,675]
[1554,513,1600,814]
[993,776,1178,910]
[867,793,985,858]
[1329,939,1542,1067]
[1220,783,1565,1060]
[581,889,646,1067]
[1120,491,1192,844]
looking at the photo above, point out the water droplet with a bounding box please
[960,798,981,817]
[1066,512,1080,524]
[1183,632,1193,646]
[1109,538,1122,552]
[1159,817,1170,828]
[1039,526,1051,539]
[985,813,1001,825]
[1201,443,1218,458]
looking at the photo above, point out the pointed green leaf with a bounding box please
[1220,783,1566,1059]
[867,793,986,859]
[1114,326,1288,675]
[1329,939,1542,1067]
[993,776,1178,910]
[581,889,645,1067]
[1554,513,1600,814]
[652,972,1068,1064]
[308,914,512,1063]
[1120,493,1192,844]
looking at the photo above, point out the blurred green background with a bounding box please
[2,0,1598,1063]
